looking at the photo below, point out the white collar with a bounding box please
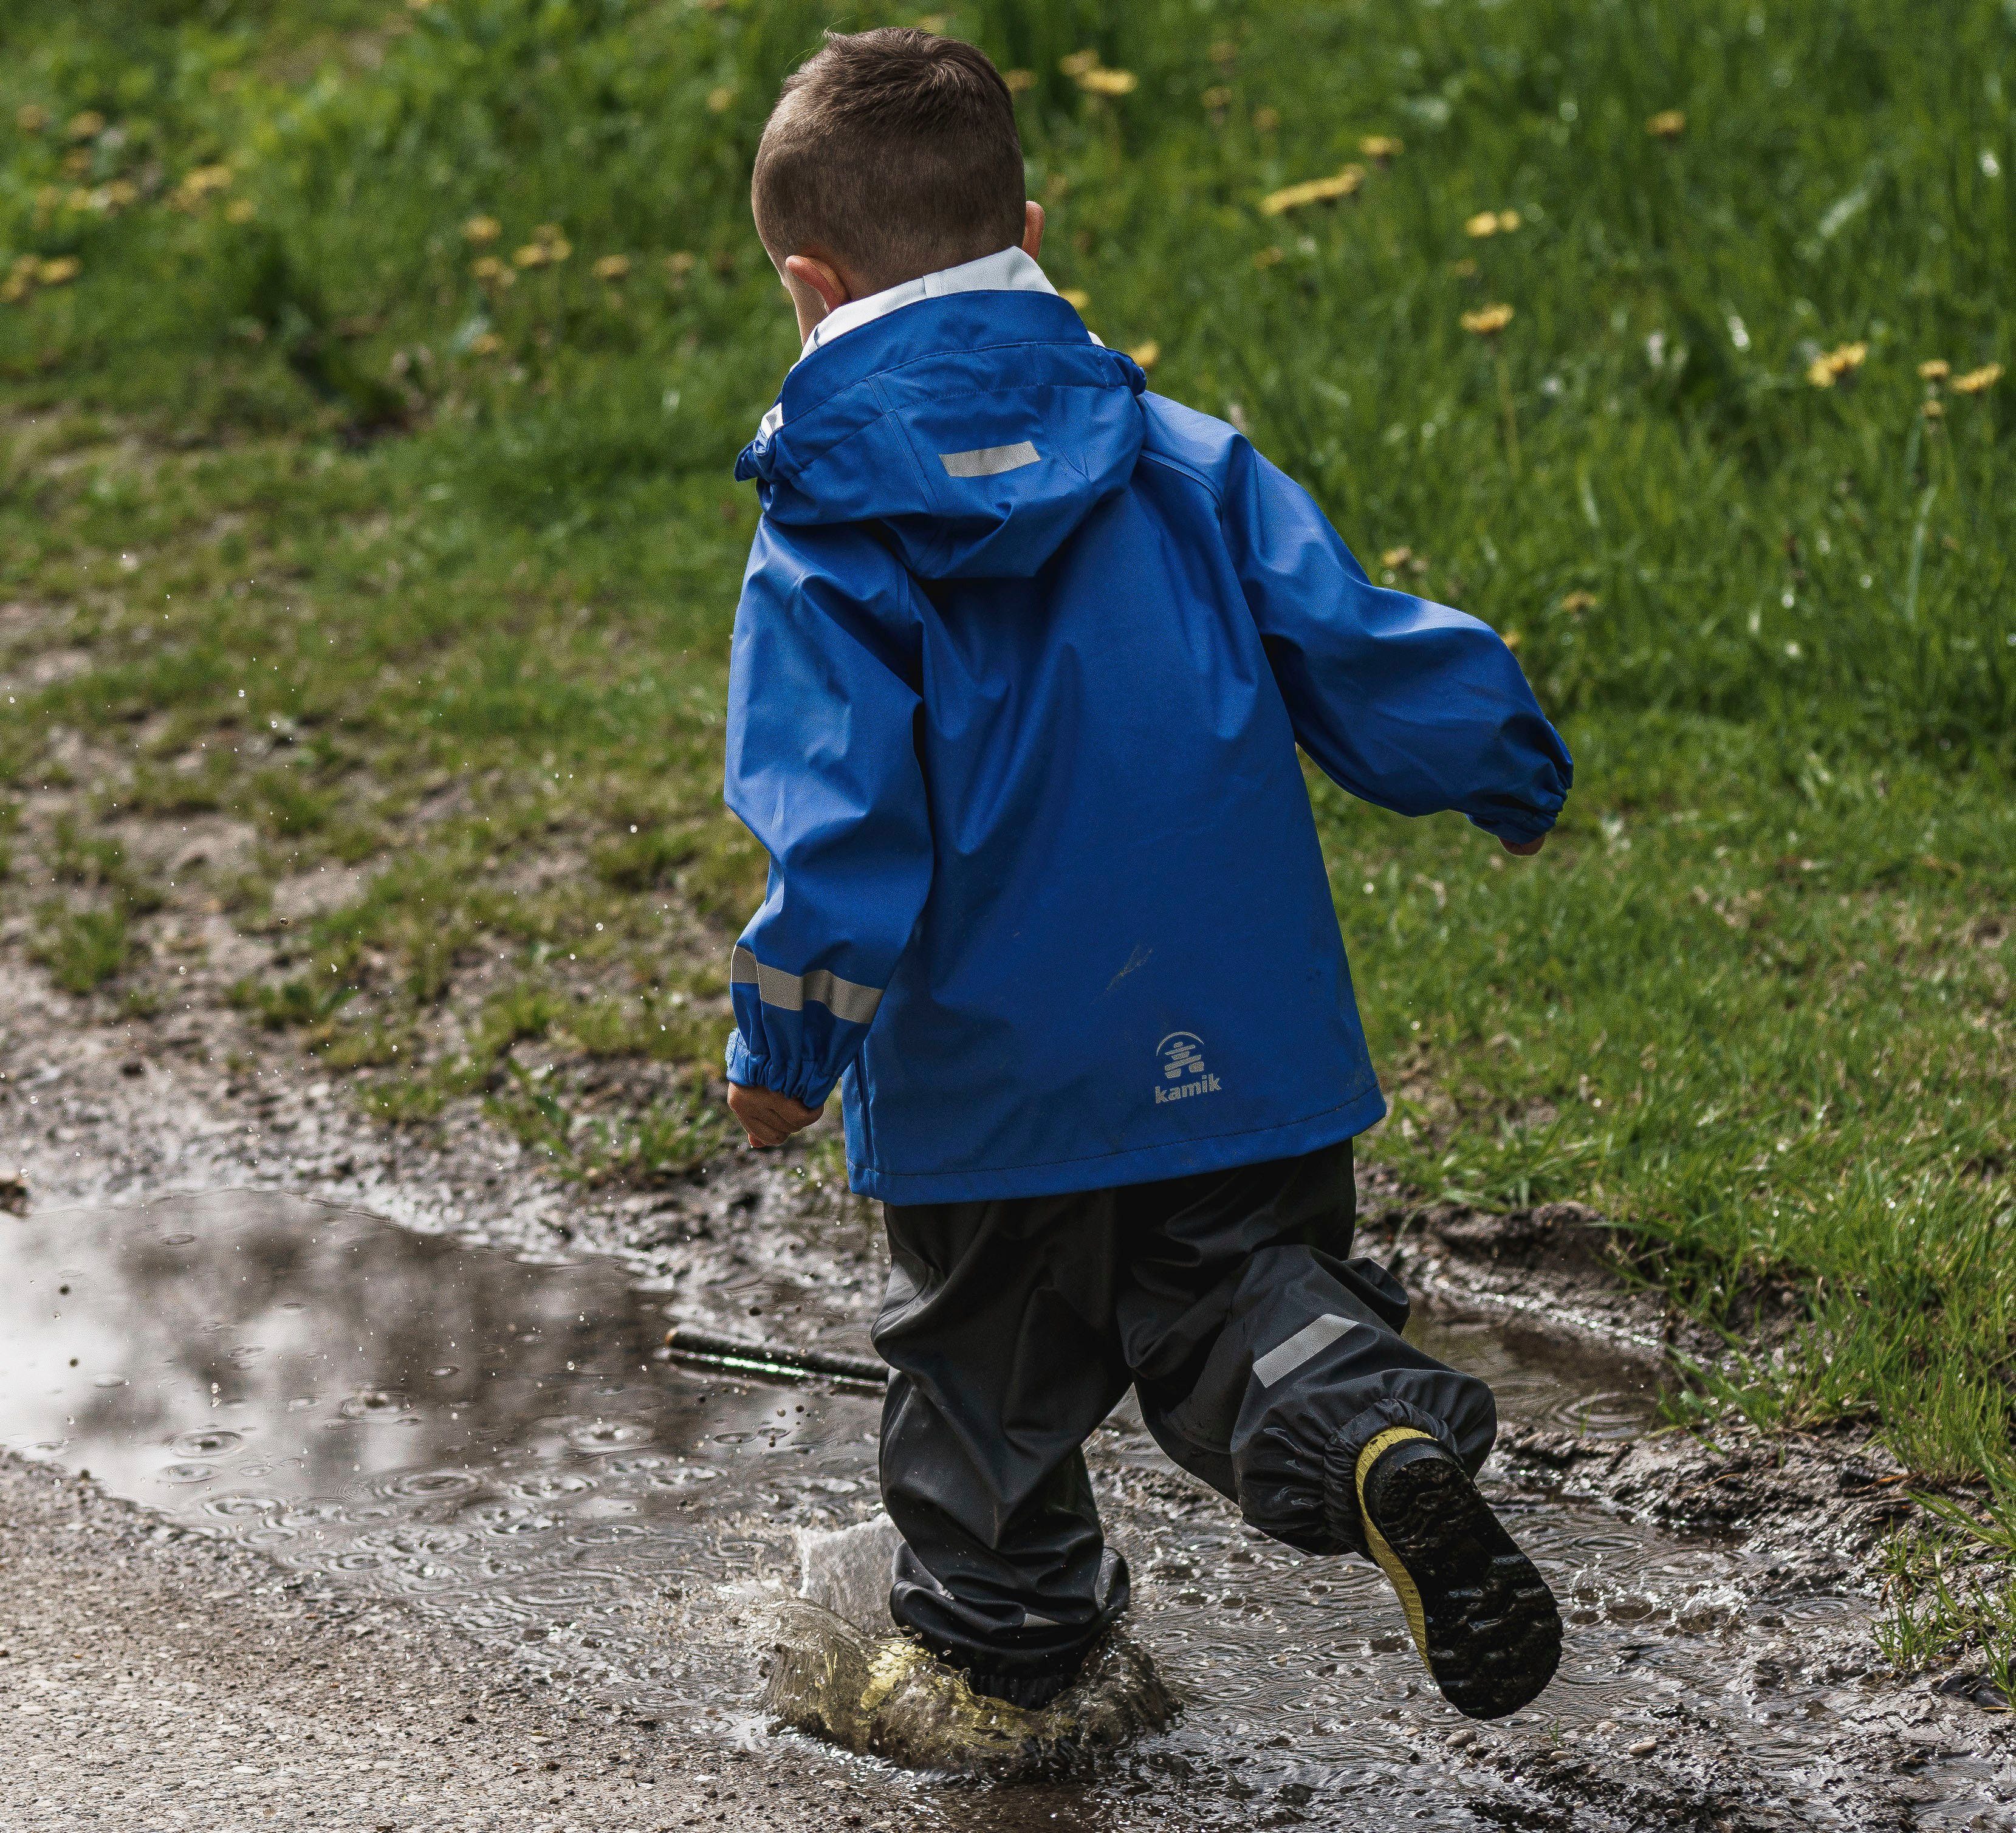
[801,245,1058,356]
[753,248,1083,446]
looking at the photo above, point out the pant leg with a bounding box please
[873,1186,1133,1691]
[1117,1140,1497,1558]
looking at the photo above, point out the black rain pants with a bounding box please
[873,1140,1497,1693]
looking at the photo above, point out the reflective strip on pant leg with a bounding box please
[1253,1313,1357,1388]
[938,440,1040,479]
[730,945,883,1024]
[1019,1608,1061,1628]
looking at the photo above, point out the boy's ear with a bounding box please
[1021,200,1045,261]
[783,254,851,317]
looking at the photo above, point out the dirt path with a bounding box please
[0,1458,849,1833]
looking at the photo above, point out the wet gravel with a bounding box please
[0,1456,843,1833]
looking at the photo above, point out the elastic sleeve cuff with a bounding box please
[1466,805,1559,845]
[724,1029,838,1110]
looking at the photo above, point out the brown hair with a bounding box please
[752,29,1026,295]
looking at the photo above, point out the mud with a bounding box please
[4,1191,2014,1830]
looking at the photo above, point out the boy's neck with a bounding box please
[797,245,1057,357]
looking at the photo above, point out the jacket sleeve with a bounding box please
[720,525,932,1110]
[1220,440,1572,843]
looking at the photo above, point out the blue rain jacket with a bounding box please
[724,289,1570,1204]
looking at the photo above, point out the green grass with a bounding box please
[1,0,2011,1686]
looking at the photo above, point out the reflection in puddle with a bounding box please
[0,1193,1990,1829]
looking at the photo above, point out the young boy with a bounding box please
[722,30,1572,1721]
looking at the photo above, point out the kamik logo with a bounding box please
[1154,1032,1222,1105]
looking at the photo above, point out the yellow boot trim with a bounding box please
[1355,1426,1437,1667]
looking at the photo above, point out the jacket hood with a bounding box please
[735,291,1147,580]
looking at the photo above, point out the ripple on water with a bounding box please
[158,1461,218,1483]
[203,1493,279,1519]
[379,1468,483,1501]
[170,1428,244,1458]
[512,1472,599,1499]
[468,1502,560,1536]
[566,1419,653,1453]
[340,1389,417,1422]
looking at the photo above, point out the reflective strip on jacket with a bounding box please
[724,287,1571,1204]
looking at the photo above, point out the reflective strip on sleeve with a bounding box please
[730,945,883,1026]
[1253,1314,1356,1388]
[938,440,1040,479]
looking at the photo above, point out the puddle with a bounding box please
[1,1193,2000,1829]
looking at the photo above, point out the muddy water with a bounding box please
[0,1194,1997,1829]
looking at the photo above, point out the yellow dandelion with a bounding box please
[1253,106,1281,132]
[1449,256,1479,279]
[171,163,235,210]
[1078,67,1138,96]
[61,149,92,179]
[1380,546,1413,570]
[1464,211,1501,238]
[914,13,950,32]
[665,251,697,281]
[471,255,511,284]
[1004,69,1036,94]
[36,256,80,286]
[16,104,48,134]
[1127,340,1160,369]
[1260,167,1364,215]
[464,215,501,244]
[512,243,550,269]
[592,254,631,281]
[103,179,138,210]
[469,331,504,356]
[1917,358,1949,382]
[1058,50,1102,78]
[1806,341,1867,387]
[1359,134,1403,163]
[1209,39,1236,66]
[1560,590,1599,613]
[1253,245,1285,269]
[224,197,258,223]
[1921,399,1943,420]
[706,85,736,114]
[64,187,93,213]
[1501,629,1523,651]
[1498,210,1522,232]
[1060,287,1091,310]
[66,109,106,141]
[1647,109,1687,139]
[1461,303,1515,335]
[0,275,29,306]
[1953,363,2004,395]
[1202,85,1233,111]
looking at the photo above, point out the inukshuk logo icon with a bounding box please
[1154,1032,1222,1105]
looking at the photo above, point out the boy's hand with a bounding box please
[1501,834,1546,857]
[727,1082,825,1148]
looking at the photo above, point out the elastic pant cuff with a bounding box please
[959,1662,1078,1710]
[1320,1399,1462,1557]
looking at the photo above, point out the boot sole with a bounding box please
[1359,1443,1562,1721]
